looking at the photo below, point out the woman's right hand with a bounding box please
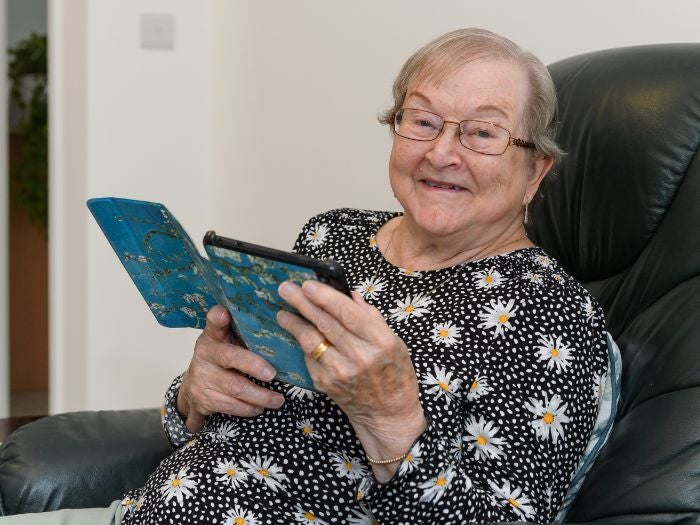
[176,305,286,433]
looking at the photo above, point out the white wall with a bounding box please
[208,0,700,249]
[51,0,700,412]
[51,0,207,412]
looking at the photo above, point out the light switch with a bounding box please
[140,13,174,50]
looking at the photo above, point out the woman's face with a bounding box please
[388,59,552,243]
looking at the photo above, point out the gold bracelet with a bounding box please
[366,451,409,465]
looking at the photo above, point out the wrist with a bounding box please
[352,406,426,482]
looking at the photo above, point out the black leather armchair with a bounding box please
[2,43,700,523]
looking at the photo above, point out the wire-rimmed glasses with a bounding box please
[393,108,535,155]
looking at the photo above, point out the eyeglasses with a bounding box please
[393,108,535,155]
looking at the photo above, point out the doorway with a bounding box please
[7,0,48,416]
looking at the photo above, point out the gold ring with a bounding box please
[311,340,331,362]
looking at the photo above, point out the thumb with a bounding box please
[204,304,231,342]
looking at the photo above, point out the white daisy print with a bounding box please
[465,415,506,460]
[398,267,423,278]
[418,465,459,503]
[534,254,553,268]
[355,476,372,502]
[525,393,571,443]
[305,224,329,247]
[477,298,519,338]
[582,296,595,320]
[552,273,564,284]
[354,277,387,299]
[545,484,555,514]
[287,385,315,401]
[522,271,543,285]
[160,466,198,506]
[398,441,424,476]
[368,235,377,248]
[473,267,505,289]
[535,334,575,373]
[296,418,319,439]
[213,459,249,489]
[389,293,434,322]
[450,435,465,460]
[222,505,260,525]
[329,452,367,481]
[467,374,493,401]
[430,321,462,347]
[348,507,378,525]
[592,372,607,400]
[241,455,289,493]
[293,504,329,524]
[420,365,462,405]
[489,480,536,520]
[212,421,239,441]
[120,496,135,514]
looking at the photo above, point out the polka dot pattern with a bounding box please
[120,209,608,525]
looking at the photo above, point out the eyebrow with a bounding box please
[406,92,512,121]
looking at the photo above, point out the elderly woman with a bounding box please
[0,28,607,525]
[125,28,607,525]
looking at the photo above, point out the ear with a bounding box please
[524,154,554,205]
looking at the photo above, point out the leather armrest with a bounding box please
[0,409,172,515]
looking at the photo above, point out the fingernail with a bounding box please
[276,310,289,326]
[278,281,292,298]
[262,365,276,381]
[303,280,319,295]
[271,394,285,408]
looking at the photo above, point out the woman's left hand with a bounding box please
[277,279,426,480]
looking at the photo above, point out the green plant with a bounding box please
[8,33,48,232]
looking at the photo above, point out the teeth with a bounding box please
[426,181,461,190]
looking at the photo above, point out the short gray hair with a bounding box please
[379,28,563,166]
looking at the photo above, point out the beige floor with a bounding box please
[10,389,49,416]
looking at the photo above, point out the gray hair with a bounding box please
[379,28,563,166]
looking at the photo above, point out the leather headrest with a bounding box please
[530,44,700,283]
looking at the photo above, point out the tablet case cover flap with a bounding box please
[87,197,315,390]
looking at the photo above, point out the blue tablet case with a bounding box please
[87,197,317,390]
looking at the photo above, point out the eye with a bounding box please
[463,121,498,140]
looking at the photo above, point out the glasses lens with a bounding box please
[395,109,443,141]
[460,120,510,154]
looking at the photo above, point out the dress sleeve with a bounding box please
[359,287,609,524]
[161,374,196,449]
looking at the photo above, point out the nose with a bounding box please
[425,120,463,168]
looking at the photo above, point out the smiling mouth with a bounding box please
[422,180,465,191]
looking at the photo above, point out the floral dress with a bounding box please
[119,209,609,525]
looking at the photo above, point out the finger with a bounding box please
[277,309,342,364]
[278,281,357,348]
[301,280,386,344]
[191,386,272,418]
[203,305,233,343]
[188,365,285,410]
[200,339,277,383]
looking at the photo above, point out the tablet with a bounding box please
[203,231,350,390]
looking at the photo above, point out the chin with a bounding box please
[410,208,468,238]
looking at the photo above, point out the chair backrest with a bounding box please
[529,43,700,524]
